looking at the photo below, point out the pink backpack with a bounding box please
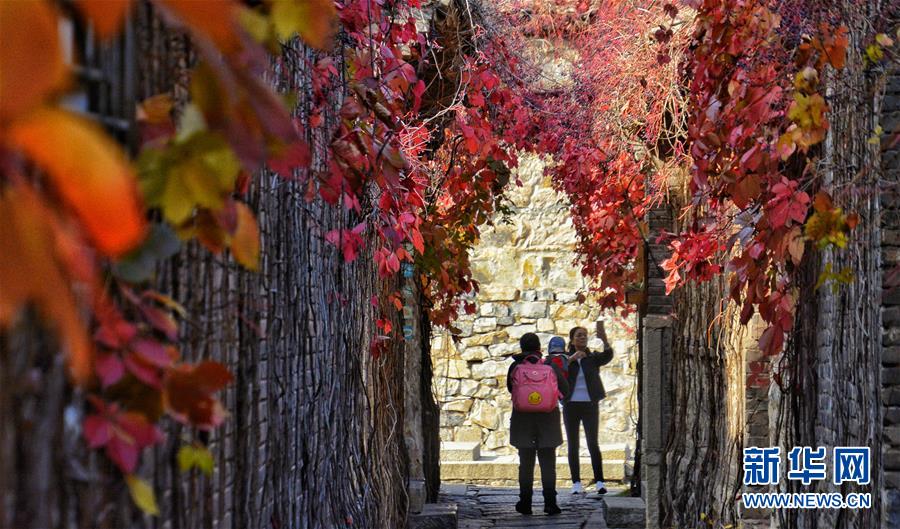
[511,355,560,413]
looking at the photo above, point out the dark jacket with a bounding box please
[506,352,571,449]
[564,347,613,403]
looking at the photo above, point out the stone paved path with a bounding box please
[440,484,611,529]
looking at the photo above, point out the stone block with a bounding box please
[461,346,488,362]
[471,360,508,380]
[888,407,900,426]
[553,305,588,319]
[471,403,500,430]
[440,441,481,461]
[458,379,479,396]
[887,471,900,489]
[440,412,465,428]
[557,292,577,303]
[479,302,495,316]
[884,489,900,529]
[887,346,900,365]
[497,316,515,325]
[886,388,900,407]
[886,367,900,386]
[536,289,555,301]
[885,287,900,306]
[408,479,426,514]
[512,301,548,319]
[442,399,473,413]
[886,327,900,347]
[506,324,537,339]
[433,359,470,379]
[888,230,900,246]
[454,426,482,443]
[484,431,509,451]
[462,331,509,347]
[537,318,555,332]
[474,384,495,398]
[885,448,900,470]
[604,496,646,529]
[886,426,900,445]
[521,290,538,301]
[488,343,517,358]
[473,317,498,333]
[407,503,458,529]
[454,321,473,338]
[479,285,519,301]
[886,307,900,325]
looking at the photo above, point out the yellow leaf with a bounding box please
[75,0,133,38]
[271,0,337,50]
[876,33,894,47]
[125,475,160,516]
[139,132,240,225]
[866,44,884,62]
[0,186,93,385]
[239,7,273,44]
[177,444,215,475]
[0,0,69,124]
[7,109,147,256]
[231,202,260,270]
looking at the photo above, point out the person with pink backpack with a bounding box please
[507,332,570,516]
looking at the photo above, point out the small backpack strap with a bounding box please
[523,354,540,364]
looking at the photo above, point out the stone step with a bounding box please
[441,442,482,462]
[602,496,646,529]
[557,443,631,461]
[441,457,627,487]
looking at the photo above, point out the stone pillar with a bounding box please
[402,261,426,513]
[882,71,900,528]
[740,322,771,529]
[641,205,674,529]
[641,314,672,529]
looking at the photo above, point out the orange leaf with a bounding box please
[75,0,133,38]
[7,109,147,257]
[0,185,93,384]
[231,202,260,270]
[157,0,241,53]
[0,0,68,124]
[164,361,233,430]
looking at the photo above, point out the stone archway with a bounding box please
[430,153,640,490]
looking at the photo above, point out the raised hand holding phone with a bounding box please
[596,320,608,345]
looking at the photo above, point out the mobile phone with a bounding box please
[595,320,606,338]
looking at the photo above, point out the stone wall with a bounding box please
[431,154,639,459]
[882,70,900,528]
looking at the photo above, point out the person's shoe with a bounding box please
[571,481,583,494]
[515,500,532,515]
[544,502,562,515]
[595,481,607,495]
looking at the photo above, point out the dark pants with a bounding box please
[563,401,604,483]
[517,447,557,504]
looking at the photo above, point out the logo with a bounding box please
[528,391,542,405]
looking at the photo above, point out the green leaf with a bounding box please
[113,223,181,283]
[177,444,214,475]
[126,475,160,516]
